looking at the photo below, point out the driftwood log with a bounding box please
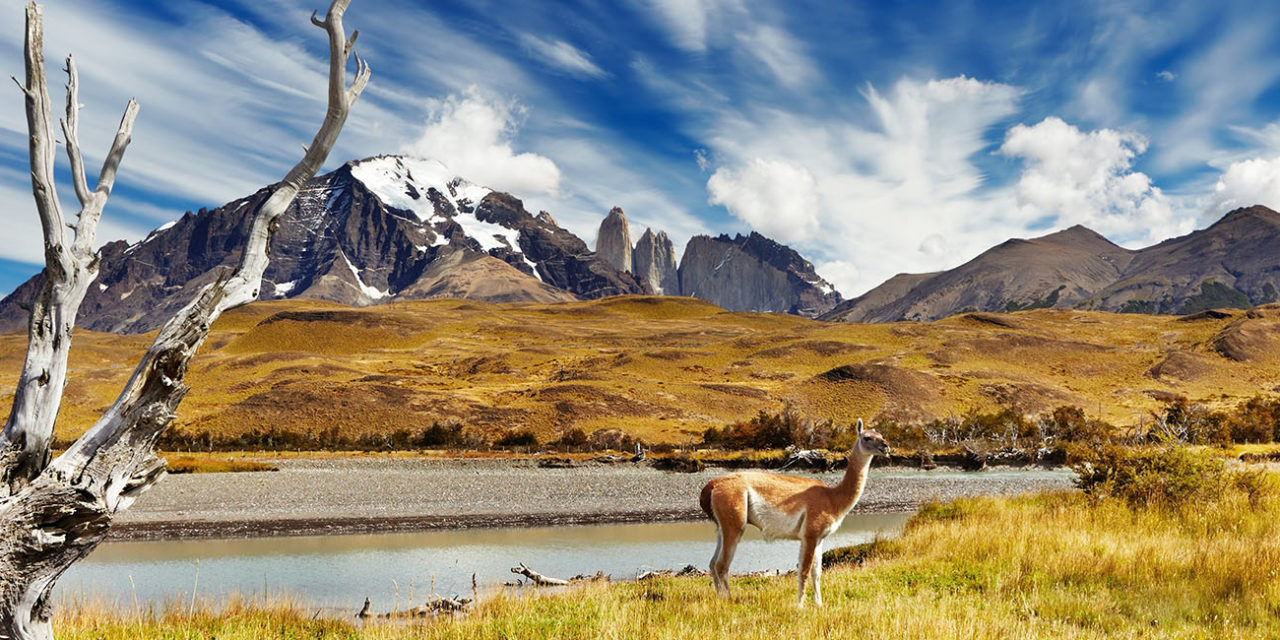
[780,448,833,471]
[637,564,707,581]
[379,596,471,618]
[0,3,368,638]
[510,563,569,586]
[355,597,373,619]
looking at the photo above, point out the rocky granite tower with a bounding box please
[633,228,680,295]
[678,232,841,317]
[595,206,633,273]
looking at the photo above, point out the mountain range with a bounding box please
[0,155,839,334]
[823,205,1280,323]
[2,152,1275,334]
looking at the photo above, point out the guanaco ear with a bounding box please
[855,418,864,436]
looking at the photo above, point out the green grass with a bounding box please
[58,469,1280,639]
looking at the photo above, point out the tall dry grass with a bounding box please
[59,458,1280,639]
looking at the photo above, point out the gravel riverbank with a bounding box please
[113,457,1076,540]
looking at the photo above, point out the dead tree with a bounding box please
[0,2,369,638]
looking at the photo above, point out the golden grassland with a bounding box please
[160,454,278,474]
[5,296,1280,446]
[55,474,1280,639]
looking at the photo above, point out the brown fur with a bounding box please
[699,481,715,519]
[701,426,888,607]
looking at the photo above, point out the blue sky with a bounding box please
[2,0,1280,299]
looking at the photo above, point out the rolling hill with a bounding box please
[3,297,1279,446]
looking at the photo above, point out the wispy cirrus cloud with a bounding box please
[518,34,607,79]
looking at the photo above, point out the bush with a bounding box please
[1071,445,1231,509]
[494,430,539,449]
[1040,405,1113,445]
[1227,396,1280,444]
[1150,396,1227,445]
[551,427,590,451]
[701,406,805,450]
[415,422,470,448]
[589,428,637,452]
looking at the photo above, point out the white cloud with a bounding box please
[526,136,710,258]
[706,158,819,243]
[1156,70,1177,82]
[694,149,710,171]
[404,88,562,197]
[518,34,607,79]
[735,25,816,89]
[815,260,859,298]
[700,75,1024,294]
[1210,155,1280,214]
[999,116,1192,244]
[640,0,742,52]
[918,234,948,257]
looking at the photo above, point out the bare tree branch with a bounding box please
[59,56,90,209]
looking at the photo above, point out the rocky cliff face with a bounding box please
[824,206,1280,323]
[632,228,680,295]
[0,156,641,334]
[678,232,841,317]
[595,206,633,274]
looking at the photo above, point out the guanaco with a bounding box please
[699,419,889,606]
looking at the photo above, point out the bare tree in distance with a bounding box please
[0,2,369,637]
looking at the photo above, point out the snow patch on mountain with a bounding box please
[350,156,492,223]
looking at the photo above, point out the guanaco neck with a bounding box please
[830,448,874,514]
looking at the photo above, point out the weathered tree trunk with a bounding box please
[0,3,369,638]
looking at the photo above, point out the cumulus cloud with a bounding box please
[814,260,860,298]
[699,75,1023,294]
[1210,155,1280,214]
[999,117,1191,244]
[706,158,820,243]
[518,34,607,79]
[1156,70,1177,81]
[405,88,562,196]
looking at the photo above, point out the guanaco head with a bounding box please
[853,418,890,456]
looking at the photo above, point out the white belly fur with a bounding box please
[745,488,805,541]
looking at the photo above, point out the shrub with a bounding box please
[589,428,637,452]
[551,427,590,451]
[700,407,805,450]
[415,422,470,448]
[1150,396,1227,444]
[1040,405,1114,445]
[1227,395,1280,444]
[1071,445,1230,509]
[494,430,539,449]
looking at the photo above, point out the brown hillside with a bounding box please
[3,297,1280,445]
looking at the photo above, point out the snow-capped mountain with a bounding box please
[0,155,646,334]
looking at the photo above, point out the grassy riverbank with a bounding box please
[59,453,1279,639]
